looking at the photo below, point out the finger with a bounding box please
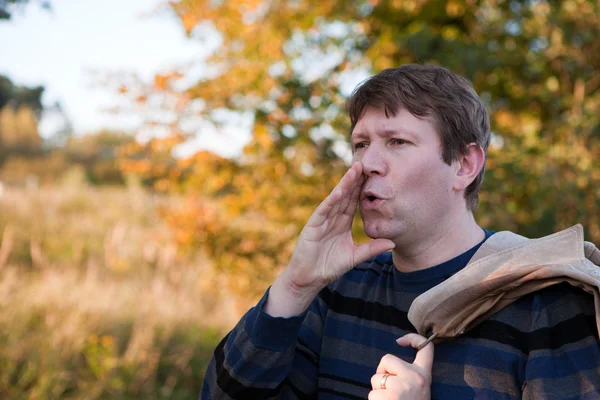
[370,373,392,390]
[396,333,434,372]
[341,172,365,217]
[307,177,352,228]
[315,162,361,218]
[376,353,412,376]
[306,189,342,228]
[354,239,395,265]
[337,162,362,195]
[349,171,365,202]
[367,390,385,400]
[338,162,363,210]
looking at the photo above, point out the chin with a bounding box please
[363,223,394,240]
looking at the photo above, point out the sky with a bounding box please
[0,0,251,157]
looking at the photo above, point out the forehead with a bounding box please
[351,107,438,140]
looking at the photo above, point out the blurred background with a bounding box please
[0,0,598,397]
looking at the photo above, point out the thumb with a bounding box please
[396,333,434,372]
[354,239,395,265]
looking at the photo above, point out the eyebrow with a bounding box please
[351,128,417,140]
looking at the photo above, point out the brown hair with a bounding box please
[346,64,491,211]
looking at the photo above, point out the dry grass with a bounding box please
[0,174,245,399]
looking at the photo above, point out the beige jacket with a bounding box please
[408,224,600,343]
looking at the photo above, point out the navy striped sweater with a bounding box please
[201,232,600,399]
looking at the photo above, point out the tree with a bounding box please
[121,0,600,302]
[63,130,136,184]
[1,0,52,160]
[0,75,44,115]
[0,0,51,20]
[0,76,46,165]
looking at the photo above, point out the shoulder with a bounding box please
[503,282,596,325]
[505,282,597,343]
[473,283,597,355]
[519,282,595,315]
[519,284,600,397]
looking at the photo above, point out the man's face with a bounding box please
[351,107,459,242]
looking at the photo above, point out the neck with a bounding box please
[391,210,484,273]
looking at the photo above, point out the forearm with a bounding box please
[264,270,323,318]
[201,288,312,399]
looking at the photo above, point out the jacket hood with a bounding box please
[408,224,600,343]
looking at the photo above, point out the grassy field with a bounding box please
[0,173,244,399]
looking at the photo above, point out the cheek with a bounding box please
[404,159,450,197]
[400,160,433,186]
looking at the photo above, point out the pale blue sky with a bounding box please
[0,0,249,155]
[0,1,368,158]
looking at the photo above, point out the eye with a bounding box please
[353,141,368,151]
[391,138,407,146]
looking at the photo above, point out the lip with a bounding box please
[361,190,384,202]
[360,197,384,210]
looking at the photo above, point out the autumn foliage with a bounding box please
[115,0,600,302]
[0,1,598,397]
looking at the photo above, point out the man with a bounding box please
[201,64,599,399]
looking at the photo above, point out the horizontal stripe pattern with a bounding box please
[201,249,600,399]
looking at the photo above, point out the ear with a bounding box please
[453,143,485,192]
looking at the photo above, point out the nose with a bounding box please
[356,144,387,177]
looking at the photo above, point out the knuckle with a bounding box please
[370,374,377,389]
[412,372,427,388]
[398,381,411,394]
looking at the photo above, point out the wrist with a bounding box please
[264,271,323,318]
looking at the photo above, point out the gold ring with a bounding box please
[380,374,389,390]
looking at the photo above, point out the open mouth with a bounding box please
[361,192,383,209]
